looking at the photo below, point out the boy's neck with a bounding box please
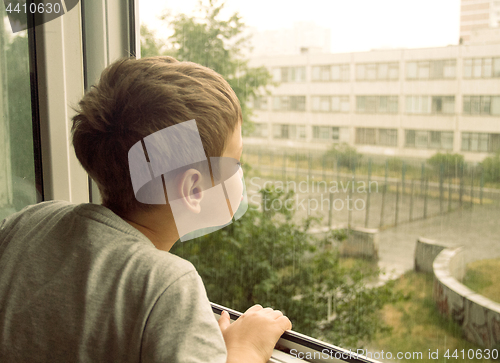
[123,206,180,252]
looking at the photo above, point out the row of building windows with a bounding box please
[251,95,500,115]
[272,57,500,83]
[250,125,500,152]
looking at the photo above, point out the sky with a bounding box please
[139,0,461,54]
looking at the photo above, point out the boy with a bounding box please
[0,56,291,362]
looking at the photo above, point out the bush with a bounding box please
[324,143,362,170]
[481,151,500,184]
[386,157,403,172]
[427,153,464,177]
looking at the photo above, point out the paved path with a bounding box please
[377,203,500,279]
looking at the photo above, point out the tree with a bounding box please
[171,187,403,348]
[141,0,273,135]
[427,152,464,178]
[481,150,500,184]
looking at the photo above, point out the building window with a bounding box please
[356,128,398,146]
[355,62,399,81]
[312,126,341,141]
[405,96,455,114]
[311,64,349,81]
[272,124,305,140]
[463,58,500,78]
[249,123,269,138]
[272,96,306,111]
[250,96,268,110]
[405,130,453,150]
[461,132,500,152]
[356,96,398,114]
[406,60,456,79]
[463,96,500,115]
[272,66,306,82]
[311,96,350,112]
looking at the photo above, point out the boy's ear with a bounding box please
[178,169,204,213]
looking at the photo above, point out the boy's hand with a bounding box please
[218,304,292,363]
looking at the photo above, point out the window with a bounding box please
[356,96,398,113]
[405,130,454,149]
[405,96,454,114]
[356,62,399,80]
[250,96,268,110]
[356,128,398,146]
[311,96,350,112]
[461,132,500,152]
[273,96,306,111]
[463,58,500,78]
[463,95,500,115]
[313,126,341,141]
[272,124,305,140]
[273,66,306,82]
[406,60,456,79]
[249,123,269,138]
[312,64,349,81]
[0,13,42,219]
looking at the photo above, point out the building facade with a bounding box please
[246,42,500,162]
[460,0,500,43]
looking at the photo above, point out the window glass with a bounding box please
[473,58,482,78]
[340,96,350,112]
[406,62,417,79]
[443,60,456,78]
[418,61,430,78]
[494,58,500,77]
[463,59,472,78]
[356,64,366,80]
[0,8,40,220]
[415,130,429,147]
[492,96,500,115]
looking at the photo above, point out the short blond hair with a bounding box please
[71,56,242,216]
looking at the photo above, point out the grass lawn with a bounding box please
[463,258,500,304]
[368,272,496,362]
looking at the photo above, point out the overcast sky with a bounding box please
[139,0,461,53]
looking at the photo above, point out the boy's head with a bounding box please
[71,56,242,218]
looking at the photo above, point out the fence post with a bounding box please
[402,162,406,203]
[439,163,444,213]
[448,174,452,212]
[420,162,425,195]
[328,192,333,228]
[395,181,400,226]
[348,166,355,230]
[424,178,429,219]
[270,150,274,178]
[459,163,464,208]
[385,159,388,186]
[470,166,474,209]
[295,153,299,181]
[480,169,484,205]
[365,159,372,228]
[380,182,386,228]
[322,155,326,181]
[308,153,312,182]
[409,179,414,222]
[282,151,287,180]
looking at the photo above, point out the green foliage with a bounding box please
[141,0,273,135]
[324,143,362,170]
[386,157,403,172]
[481,150,500,183]
[171,186,403,348]
[427,152,464,177]
[140,25,174,58]
[2,29,34,183]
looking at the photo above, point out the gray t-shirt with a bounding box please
[0,201,227,363]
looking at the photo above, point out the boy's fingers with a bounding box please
[218,311,230,331]
[277,316,292,331]
[244,304,262,314]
